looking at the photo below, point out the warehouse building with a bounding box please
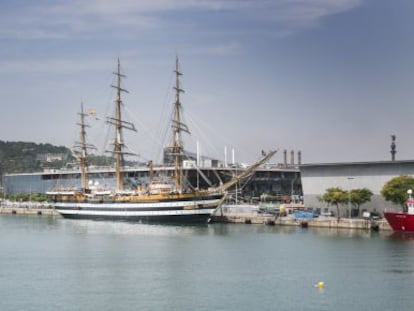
[300,160,414,217]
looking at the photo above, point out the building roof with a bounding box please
[300,160,414,169]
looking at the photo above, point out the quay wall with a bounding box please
[211,210,391,231]
[0,202,58,216]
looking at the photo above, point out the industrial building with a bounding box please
[1,148,303,203]
[2,163,302,203]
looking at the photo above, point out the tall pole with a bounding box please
[111,59,128,192]
[107,59,136,192]
[76,102,96,192]
[171,56,189,192]
[79,103,88,190]
[224,146,228,168]
[115,59,123,191]
[347,177,354,218]
[196,141,200,190]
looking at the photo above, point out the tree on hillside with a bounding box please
[381,175,414,209]
[0,140,72,173]
[321,187,348,218]
[349,188,373,217]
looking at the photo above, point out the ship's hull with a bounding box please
[384,212,414,232]
[53,195,222,223]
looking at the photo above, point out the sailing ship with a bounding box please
[384,189,414,232]
[48,58,276,223]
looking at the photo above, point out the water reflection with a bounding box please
[385,268,414,274]
[60,218,211,237]
[387,232,414,241]
[4,215,403,241]
[304,226,388,239]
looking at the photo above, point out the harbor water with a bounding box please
[1,215,414,311]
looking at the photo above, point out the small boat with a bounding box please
[384,189,414,232]
[48,58,276,223]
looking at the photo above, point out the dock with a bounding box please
[1,202,391,231]
[211,208,391,231]
[0,202,58,216]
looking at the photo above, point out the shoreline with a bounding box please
[0,202,391,231]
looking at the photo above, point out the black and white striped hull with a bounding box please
[54,197,221,223]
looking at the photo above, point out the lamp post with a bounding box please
[407,189,413,213]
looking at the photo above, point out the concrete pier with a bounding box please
[0,207,58,216]
[211,209,391,231]
[0,202,59,216]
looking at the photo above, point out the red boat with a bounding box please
[384,190,414,232]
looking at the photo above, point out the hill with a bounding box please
[0,140,139,175]
[0,140,72,174]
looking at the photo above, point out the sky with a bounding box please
[1,0,414,165]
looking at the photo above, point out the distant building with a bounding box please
[163,148,219,168]
[300,160,414,216]
[36,153,66,163]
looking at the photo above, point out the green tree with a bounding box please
[349,188,373,217]
[5,192,50,202]
[381,175,414,208]
[0,140,72,173]
[321,187,348,218]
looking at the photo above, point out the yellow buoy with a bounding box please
[315,281,325,288]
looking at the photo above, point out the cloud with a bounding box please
[0,1,161,40]
[0,58,110,75]
[266,0,365,33]
[0,0,365,40]
[57,0,230,14]
[180,42,243,56]
[216,0,365,36]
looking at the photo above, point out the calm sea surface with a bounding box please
[1,215,414,311]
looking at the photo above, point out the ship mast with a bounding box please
[107,59,136,192]
[170,57,190,191]
[75,103,96,191]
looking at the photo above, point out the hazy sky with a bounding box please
[1,0,414,165]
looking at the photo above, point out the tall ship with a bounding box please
[48,58,276,223]
[384,189,414,232]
